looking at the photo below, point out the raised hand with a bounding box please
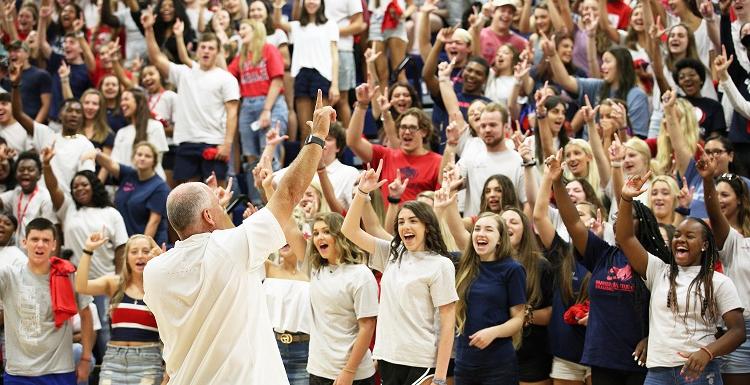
[364,42,381,64]
[433,183,456,210]
[173,18,185,36]
[540,31,556,57]
[544,149,564,182]
[306,89,336,139]
[582,13,599,36]
[421,0,439,13]
[438,58,456,81]
[699,0,715,20]
[141,7,156,29]
[58,61,70,79]
[205,172,234,207]
[581,94,599,125]
[714,45,733,81]
[376,90,392,112]
[40,145,55,167]
[609,132,625,162]
[357,160,388,194]
[513,57,531,81]
[648,16,665,41]
[622,171,653,200]
[265,121,289,147]
[84,227,110,251]
[677,176,695,209]
[354,83,378,105]
[39,4,53,21]
[695,145,717,179]
[445,116,464,146]
[72,17,85,33]
[242,202,258,219]
[437,25,458,44]
[387,169,409,200]
[661,89,677,111]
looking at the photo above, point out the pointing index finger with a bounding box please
[315,89,323,110]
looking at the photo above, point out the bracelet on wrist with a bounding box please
[355,101,369,110]
[342,367,356,374]
[700,346,714,361]
[433,379,448,385]
[621,196,633,203]
[522,160,536,168]
[82,249,94,255]
[387,195,401,204]
[611,161,622,168]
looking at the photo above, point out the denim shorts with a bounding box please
[644,360,722,385]
[720,318,750,374]
[276,339,309,385]
[238,95,288,162]
[369,12,408,42]
[99,344,164,385]
[338,51,356,91]
[294,68,332,99]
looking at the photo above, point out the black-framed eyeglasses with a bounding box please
[398,125,421,132]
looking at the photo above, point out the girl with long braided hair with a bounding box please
[698,149,750,385]
[547,150,668,385]
[616,168,746,385]
[342,161,457,385]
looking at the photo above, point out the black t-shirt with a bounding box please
[685,95,727,139]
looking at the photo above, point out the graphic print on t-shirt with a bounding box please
[596,263,635,292]
[400,166,418,180]
[18,284,43,344]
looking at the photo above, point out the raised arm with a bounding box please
[266,91,332,229]
[346,84,377,163]
[75,231,119,296]
[317,166,346,214]
[422,27,454,98]
[541,32,579,94]
[433,184,470,251]
[72,19,96,72]
[661,90,693,176]
[549,150,589,254]
[141,9,170,78]
[87,149,120,179]
[608,132,626,205]
[10,65,35,136]
[438,59,465,125]
[173,18,193,67]
[533,165,558,249]
[40,146,65,211]
[341,162,390,254]
[597,0,620,43]
[584,95,611,188]
[272,0,291,33]
[715,46,750,119]
[699,0,720,53]
[697,149,730,248]
[36,2,53,60]
[614,171,653,276]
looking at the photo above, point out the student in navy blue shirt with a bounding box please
[534,164,592,384]
[547,150,669,385]
[453,211,526,385]
[87,141,169,245]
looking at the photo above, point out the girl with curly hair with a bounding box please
[75,232,164,384]
[342,162,457,385]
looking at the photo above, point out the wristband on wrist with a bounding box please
[522,159,536,167]
[355,101,368,110]
[82,249,94,255]
[675,206,691,216]
[387,195,401,204]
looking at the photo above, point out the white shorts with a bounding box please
[550,356,591,382]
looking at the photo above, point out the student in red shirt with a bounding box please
[227,18,288,196]
[346,83,442,203]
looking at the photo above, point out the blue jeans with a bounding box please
[72,343,96,385]
[238,95,288,205]
[720,318,750,374]
[276,339,309,385]
[92,295,110,364]
[454,361,520,385]
[98,344,164,385]
[644,361,722,385]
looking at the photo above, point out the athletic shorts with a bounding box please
[173,142,229,182]
[378,360,435,385]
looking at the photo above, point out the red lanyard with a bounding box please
[148,91,164,114]
[17,186,38,226]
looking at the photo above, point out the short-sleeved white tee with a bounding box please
[369,238,458,368]
[143,208,288,385]
[719,228,750,319]
[643,253,743,368]
[457,148,527,217]
[0,122,32,153]
[58,196,128,279]
[307,264,378,380]
[266,29,289,48]
[273,159,360,208]
[325,0,363,52]
[288,20,339,80]
[0,186,58,241]
[30,123,95,193]
[168,63,240,146]
[111,119,169,179]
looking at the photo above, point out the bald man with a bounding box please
[143,92,336,385]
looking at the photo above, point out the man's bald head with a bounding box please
[166,182,215,235]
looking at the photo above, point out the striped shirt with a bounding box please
[110,293,159,342]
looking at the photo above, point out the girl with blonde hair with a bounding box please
[655,95,699,176]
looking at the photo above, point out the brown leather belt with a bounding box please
[275,332,310,344]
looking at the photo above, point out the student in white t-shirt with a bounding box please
[616,169,746,384]
[111,89,169,179]
[342,163,458,385]
[142,8,240,185]
[0,93,32,154]
[325,0,365,126]
[285,212,379,385]
[273,0,339,138]
[700,156,750,382]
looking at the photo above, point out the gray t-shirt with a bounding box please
[0,263,92,376]
[307,264,378,380]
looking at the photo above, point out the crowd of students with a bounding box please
[0,0,748,385]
